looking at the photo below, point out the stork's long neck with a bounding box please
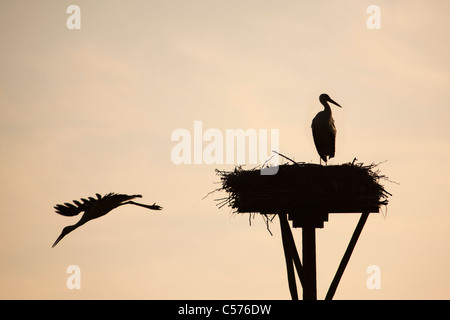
[321,101,332,117]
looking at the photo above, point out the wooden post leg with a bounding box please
[302,227,317,300]
[279,214,298,300]
[279,214,314,300]
[325,212,369,300]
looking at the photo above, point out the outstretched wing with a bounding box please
[54,203,82,216]
[54,193,143,217]
[101,192,142,204]
[54,193,103,216]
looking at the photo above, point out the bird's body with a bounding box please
[52,193,162,247]
[311,94,342,164]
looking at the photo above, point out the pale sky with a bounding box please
[1,1,449,299]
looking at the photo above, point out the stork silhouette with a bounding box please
[311,93,342,165]
[52,193,162,247]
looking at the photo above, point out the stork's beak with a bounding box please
[329,98,342,108]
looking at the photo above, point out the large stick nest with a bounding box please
[215,160,391,215]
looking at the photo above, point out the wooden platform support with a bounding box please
[279,214,314,300]
[278,211,370,300]
[325,212,369,300]
[302,227,317,300]
[279,214,298,300]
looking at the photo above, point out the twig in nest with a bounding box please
[247,213,274,236]
[202,187,222,200]
[262,214,276,236]
[272,150,299,165]
[260,155,274,168]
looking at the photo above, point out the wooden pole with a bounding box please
[279,214,314,300]
[325,212,369,300]
[279,214,298,300]
[302,227,317,300]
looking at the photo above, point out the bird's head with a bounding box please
[320,93,342,108]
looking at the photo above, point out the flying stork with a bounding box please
[52,193,162,247]
[311,93,342,165]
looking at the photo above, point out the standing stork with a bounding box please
[311,93,342,165]
[52,193,162,247]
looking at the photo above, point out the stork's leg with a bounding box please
[124,201,162,210]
